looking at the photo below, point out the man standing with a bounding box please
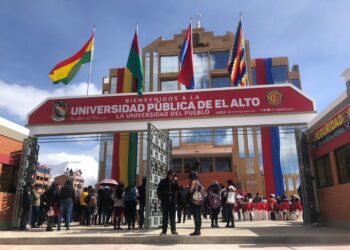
[20,181,34,231]
[157,169,179,235]
[30,185,41,228]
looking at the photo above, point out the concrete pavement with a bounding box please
[0,218,349,245]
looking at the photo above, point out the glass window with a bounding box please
[315,154,333,188]
[169,130,180,147]
[251,67,256,85]
[160,80,178,91]
[172,158,182,173]
[279,126,300,176]
[110,76,117,94]
[247,127,255,158]
[105,139,113,179]
[160,56,178,73]
[193,52,209,89]
[256,128,264,175]
[215,157,232,172]
[181,129,212,144]
[288,178,294,191]
[152,51,159,91]
[214,127,233,145]
[210,51,229,69]
[211,77,230,88]
[238,128,245,158]
[335,143,350,184]
[200,158,213,172]
[144,51,151,92]
[0,164,18,193]
[271,66,288,84]
[291,79,300,89]
[184,158,196,173]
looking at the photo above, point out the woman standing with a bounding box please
[58,180,75,231]
[188,170,204,236]
[225,179,237,228]
[113,183,125,230]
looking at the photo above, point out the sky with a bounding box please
[0,0,349,185]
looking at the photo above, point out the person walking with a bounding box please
[42,182,59,231]
[30,185,41,228]
[123,184,138,230]
[137,178,146,229]
[157,169,179,235]
[19,181,34,231]
[188,170,204,236]
[113,183,125,230]
[58,180,75,231]
[207,181,221,228]
[225,179,237,228]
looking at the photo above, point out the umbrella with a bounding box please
[99,179,118,186]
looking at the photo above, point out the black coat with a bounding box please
[157,178,178,205]
[21,184,34,209]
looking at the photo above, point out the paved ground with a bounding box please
[0,218,349,246]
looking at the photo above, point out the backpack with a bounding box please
[208,192,221,209]
[191,181,205,205]
[89,194,97,207]
[125,186,137,201]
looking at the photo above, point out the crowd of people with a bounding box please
[19,169,303,235]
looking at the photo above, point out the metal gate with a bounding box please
[295,128,318,224]
[145,123,172,229]
[11,137,39,228]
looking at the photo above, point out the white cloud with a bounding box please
[0,80,101,120]
[39,144,100,187]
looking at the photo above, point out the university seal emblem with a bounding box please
[266,91,283,106]
[51,101,68,122]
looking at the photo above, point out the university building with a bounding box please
[99,25,303,196]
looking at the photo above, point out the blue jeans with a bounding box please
[31,206,40,227]
[58,198,73,230]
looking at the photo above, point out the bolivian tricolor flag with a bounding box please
[111,68,138,187]
[49,33,94,84]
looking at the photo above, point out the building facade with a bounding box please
[0,117,29,229]
[34,165,51,194]
[307,69,350,229]
[54,168,84,190]
[100,26,303,196]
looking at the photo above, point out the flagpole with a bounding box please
[87,26,95,95]
[240,13,249,86]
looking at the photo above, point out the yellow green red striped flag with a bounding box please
[49,33,94,84]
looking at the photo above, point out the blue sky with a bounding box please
[1,0,349,184]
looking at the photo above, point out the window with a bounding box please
[210,51,229,69]
[279,126,299,175]
[288,178,294,191]
[291,79,301,89]
[251,67,256,85]
[211,77,230,88]
[160,80,178,91]
[110,76,117,94]
[335,143,350,184]
[181,129,212,144]
[172,158,182,173]
[144,51,151,92]
[142,132,148,160]
[153,51,159,91]
[193,52,209,89]
[214,127,233,145]
[160,56,178,73]
[0,164,18,193]
[315,154,333,188]
[169,130,180,147]
[200,158,213,172]
[215,157,231,172]
[256,127,264,175]
[238,128,245,158]
[184,158,197,173]
[247,127,255,158]
[271,66,288,84]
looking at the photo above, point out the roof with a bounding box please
[0,116,29,142]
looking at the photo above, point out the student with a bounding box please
[225,179,237,228]
[188,170,204,236]
[123,184,139,230]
